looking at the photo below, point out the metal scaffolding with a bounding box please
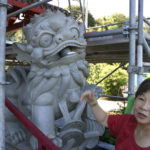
[137,0,144,86]
[128,0,136,96]
[0,0,7,149]
[0,0,150,149]
[85,0,150,96]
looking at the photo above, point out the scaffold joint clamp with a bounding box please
[0,2,12,9]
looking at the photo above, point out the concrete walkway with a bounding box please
[97,99,126,112]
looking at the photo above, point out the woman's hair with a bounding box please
[135,78,150,98]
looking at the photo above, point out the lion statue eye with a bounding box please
[71,28,79,39]
[39,33,53,48]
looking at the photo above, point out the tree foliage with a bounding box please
[87,63,128,96]
[6,29,23,42]
[89,13,128,32]
[66,5,96,27]
[143,23,150,34]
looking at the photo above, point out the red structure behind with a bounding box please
[7,0,47,32]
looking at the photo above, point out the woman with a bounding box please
[80,78,150,150]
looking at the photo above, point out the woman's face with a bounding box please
[134,90,150,125]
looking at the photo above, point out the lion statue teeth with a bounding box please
[5,9,104,150]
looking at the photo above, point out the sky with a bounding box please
[50,0,150,19]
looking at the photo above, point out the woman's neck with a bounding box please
[136,123,150,132]
[134,123,150,148]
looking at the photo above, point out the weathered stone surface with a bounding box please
[5,10,104,150]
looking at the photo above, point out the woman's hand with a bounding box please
[80,90,96,104]
[80,90,108,127]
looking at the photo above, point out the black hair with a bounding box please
[135,78,150,98]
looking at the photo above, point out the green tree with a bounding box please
[66,5,96,27]
[105,13,128,30]
[89,13,128,32]
[143,24,150,34]
[6,29,23,42]
[87,63,128,96]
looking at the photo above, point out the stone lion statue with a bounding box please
[5,9,104,150]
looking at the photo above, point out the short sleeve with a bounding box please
[107,114,131,137]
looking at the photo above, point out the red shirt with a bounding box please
[108,114,150,150]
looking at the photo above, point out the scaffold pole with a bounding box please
[137,0,144,86]
[128,0,136,96]
[0,0,7,149]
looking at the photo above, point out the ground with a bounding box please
[98,98,127,113]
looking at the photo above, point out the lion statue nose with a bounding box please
[55,34,63,44]
[55,30,78,44]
